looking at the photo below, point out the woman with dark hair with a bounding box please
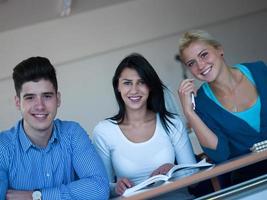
[93,53,196,198]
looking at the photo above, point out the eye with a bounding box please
[123,81,132,85]
[44,94,52,99]
[43,93,54,99]
[200,52,208,59]
[186,60,196,68]
[24,96,34,100]
[138,80,146,85]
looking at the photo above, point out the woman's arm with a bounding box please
[178,79,218,149]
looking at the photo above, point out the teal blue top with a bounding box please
[202,64,261,132]
[195,61,267,163]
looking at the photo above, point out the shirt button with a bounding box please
[46,173,50,177]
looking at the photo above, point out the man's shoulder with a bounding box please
[53,119,90,145]
[0,126,17,151]
[54,119,87,138]
[54,119,83,131]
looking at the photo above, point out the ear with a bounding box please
[218,47,224,57]
[14,95,21,111]
[56,92,61,107]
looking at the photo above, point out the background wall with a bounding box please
[0,0,267,140]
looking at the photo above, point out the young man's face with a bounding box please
[15,79,61,135]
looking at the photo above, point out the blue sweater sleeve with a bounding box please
[196,108,231,163]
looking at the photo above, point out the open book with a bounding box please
[123,159,214,197]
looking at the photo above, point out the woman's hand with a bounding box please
[150,163,175,177]
[115,177,133,196]
[178,78,197,116]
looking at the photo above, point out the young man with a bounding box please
[0,57,109,200]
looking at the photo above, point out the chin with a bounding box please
[34,121,53,131]
[35,126,53,132]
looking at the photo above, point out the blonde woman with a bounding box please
[178,30,267,184]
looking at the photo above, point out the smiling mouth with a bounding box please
[128,96,142,102]
[201,66,212,76]
[32,114,48,119]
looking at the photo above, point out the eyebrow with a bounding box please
[197,49,207,57]
[43,92,55,96]
[120,78,131,80]
[185,49,208,65]
[22,92,55,98]
[120,78,144,82]
[22,93,34,98]
[185,59,194,66]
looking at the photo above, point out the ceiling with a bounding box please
[0,0,134,33]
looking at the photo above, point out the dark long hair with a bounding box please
[109,53,175,133]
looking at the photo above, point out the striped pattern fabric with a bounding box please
[0,119,109,200]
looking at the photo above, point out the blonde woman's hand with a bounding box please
[178,78,197,116]
[115,177,133,196]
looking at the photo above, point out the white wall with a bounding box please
[1,0,267,134]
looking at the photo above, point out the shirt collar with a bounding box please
[18,120,59,152]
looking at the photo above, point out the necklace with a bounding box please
[213,71,244,112]
[231,104,238,112]
[229,73,244,112]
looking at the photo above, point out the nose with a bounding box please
[35,97,45,109]
[130,83,138,93]
[197,58,206,70]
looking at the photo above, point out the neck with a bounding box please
[23,124,52,147]
[210,66,241,95]
[124,109,155,125]
[209,67,244,112]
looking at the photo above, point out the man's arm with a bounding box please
[5,190,32,200]
[0,140,9,200]
[0,169,8,200]
[41,124,109,200]
[2,123,109,200]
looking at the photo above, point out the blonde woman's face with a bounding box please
[181,41,224,82]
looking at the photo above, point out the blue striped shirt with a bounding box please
[0,119,109,200]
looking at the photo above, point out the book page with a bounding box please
[123,159,214,197]
[166,158,213,177]
[123,174,169,196]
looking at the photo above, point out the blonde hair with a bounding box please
[178,30,222,62]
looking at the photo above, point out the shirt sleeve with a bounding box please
[41,123,109,200]
[196,109,230,163]
[0,143,8,200]
[92,122,117,197]
[169,116,196,165]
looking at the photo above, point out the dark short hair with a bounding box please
[109,53,174,132]
[12,56,58,96]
